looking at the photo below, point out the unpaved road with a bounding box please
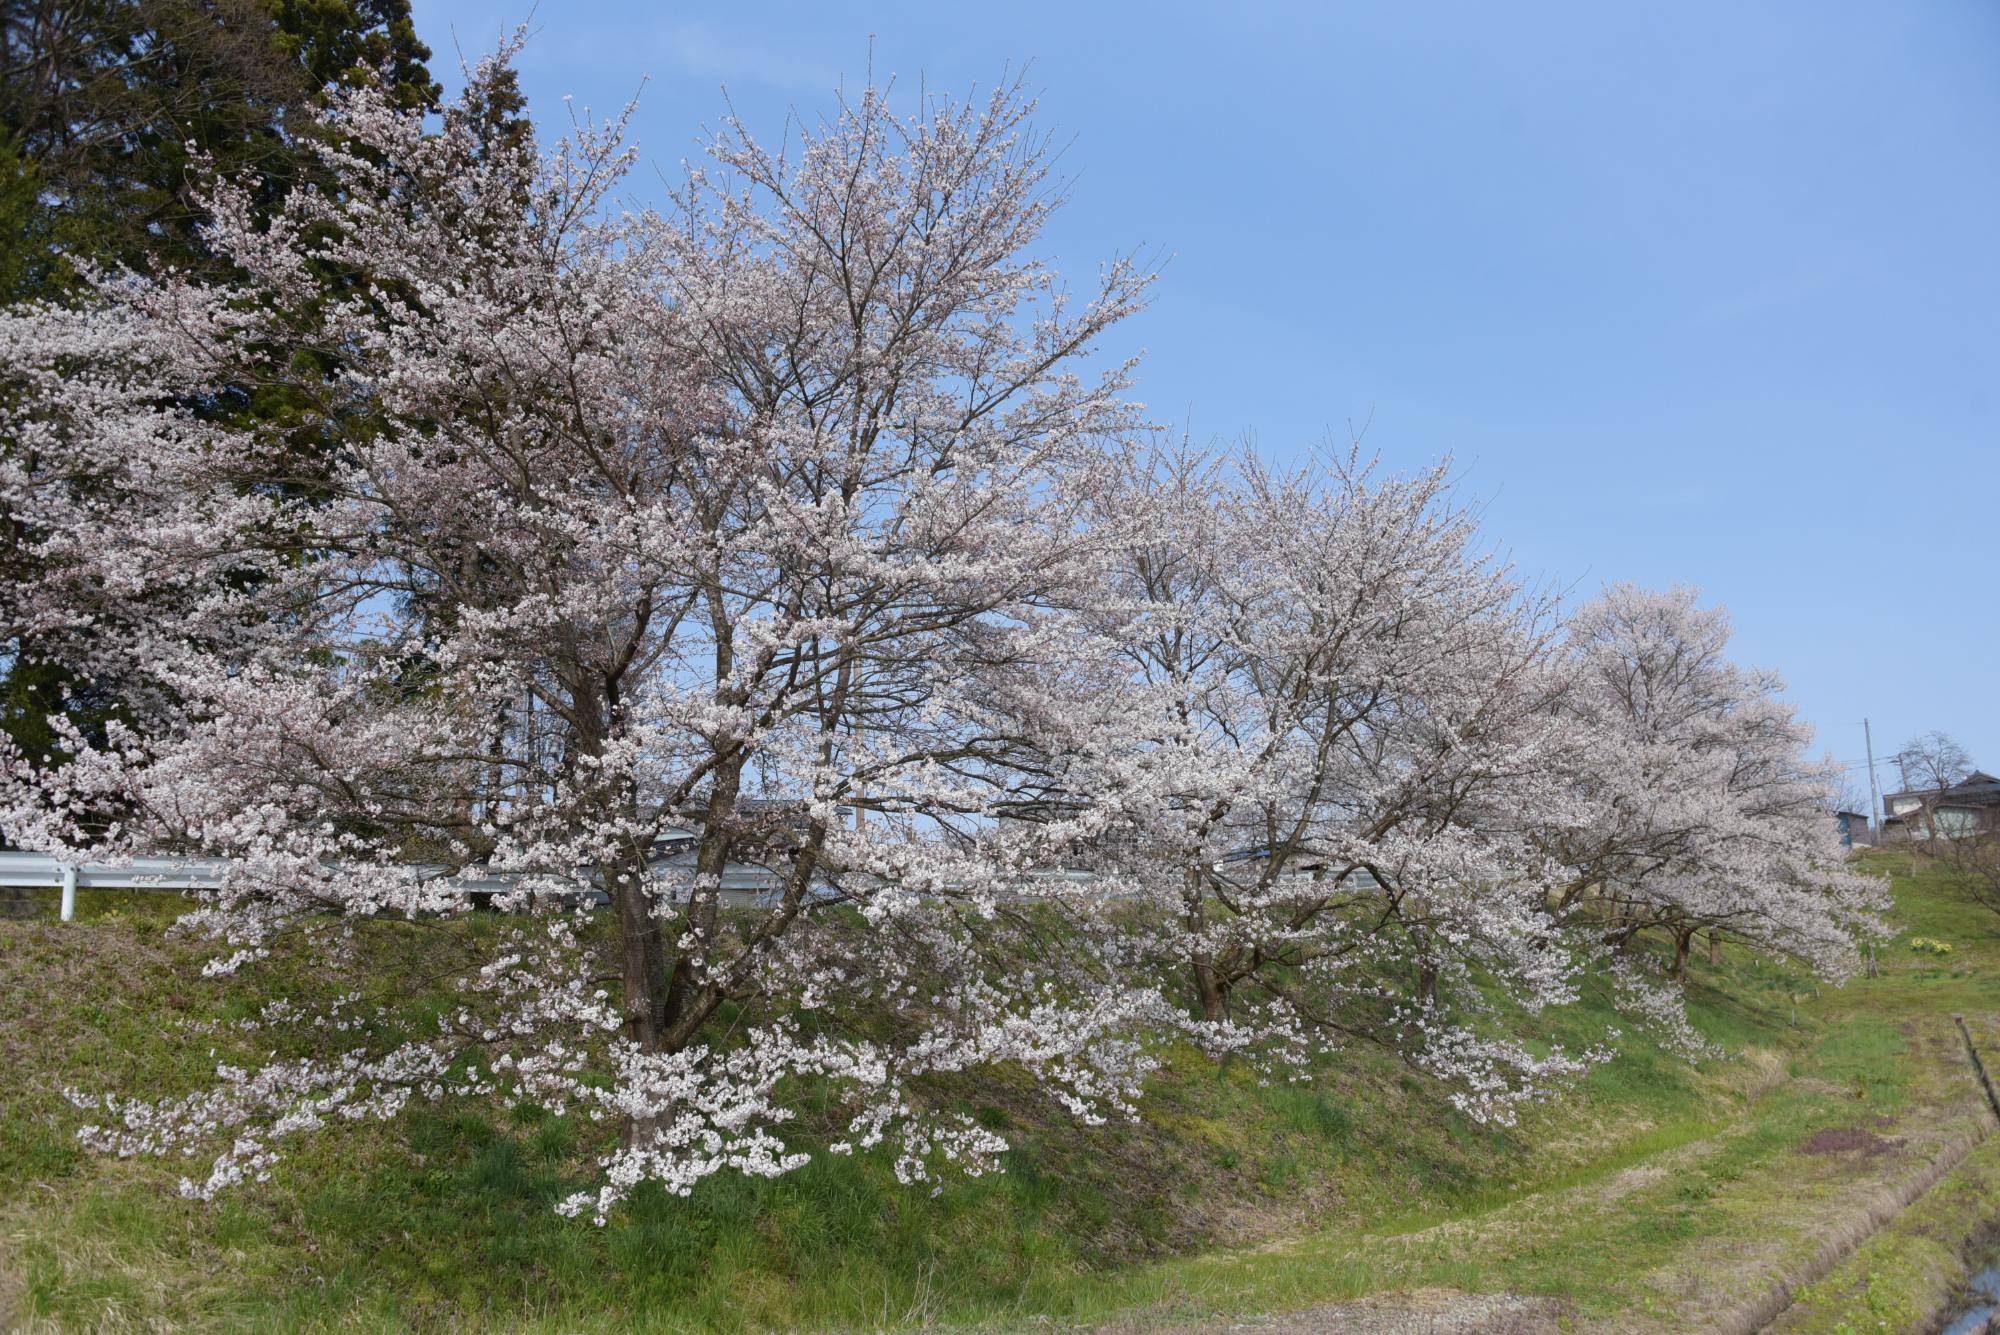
[1079,1013,2000,1335]
[1106,1288,1566,1333]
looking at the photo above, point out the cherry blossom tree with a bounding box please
[1014,445,1602,1123]
[1547,585,1889,982]
[0,45,1162,1217]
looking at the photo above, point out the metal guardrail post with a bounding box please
[59,864,77,921]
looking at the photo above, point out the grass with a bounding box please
[2,851,1997,1332]
[1772,1136,2000,1335]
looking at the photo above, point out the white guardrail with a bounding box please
[2,848,1350,924]
[0,848,848,921]
[0,852,242,920]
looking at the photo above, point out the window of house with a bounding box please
[1936,808,1978,838]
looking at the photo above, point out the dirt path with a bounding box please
[1086,1014,1998,1335]
[1106,1288,1568,1334]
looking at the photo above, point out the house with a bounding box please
[1834,810,1874,848]
[1880,770,2000,842]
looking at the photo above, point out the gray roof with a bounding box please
[1884,771,2000,809]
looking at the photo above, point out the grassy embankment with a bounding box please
[2,850,1996,1332]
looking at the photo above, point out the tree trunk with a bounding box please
[568,672,676,1149]
[1185,866,1230,1024]
[660,755,742,1046]
[1673,928,1694,981]
[609,838,673,1150]
[1193,958,1231,1023]
[610,842,668,1053]
[1708,930,1722,967]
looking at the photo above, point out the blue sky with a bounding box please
[415,1,1999,804]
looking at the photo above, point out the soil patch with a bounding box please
[1798,1127,1906,1158]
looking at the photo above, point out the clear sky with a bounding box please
[415,0,2000,803]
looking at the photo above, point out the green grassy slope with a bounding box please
[2,851,1995,1333]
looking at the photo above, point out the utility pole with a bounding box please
[1863,718,1882,979]
[1863,718,1882,846]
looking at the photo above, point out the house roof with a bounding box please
[1884,771,2000,808]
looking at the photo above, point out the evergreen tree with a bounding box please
[0,0,525,805]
